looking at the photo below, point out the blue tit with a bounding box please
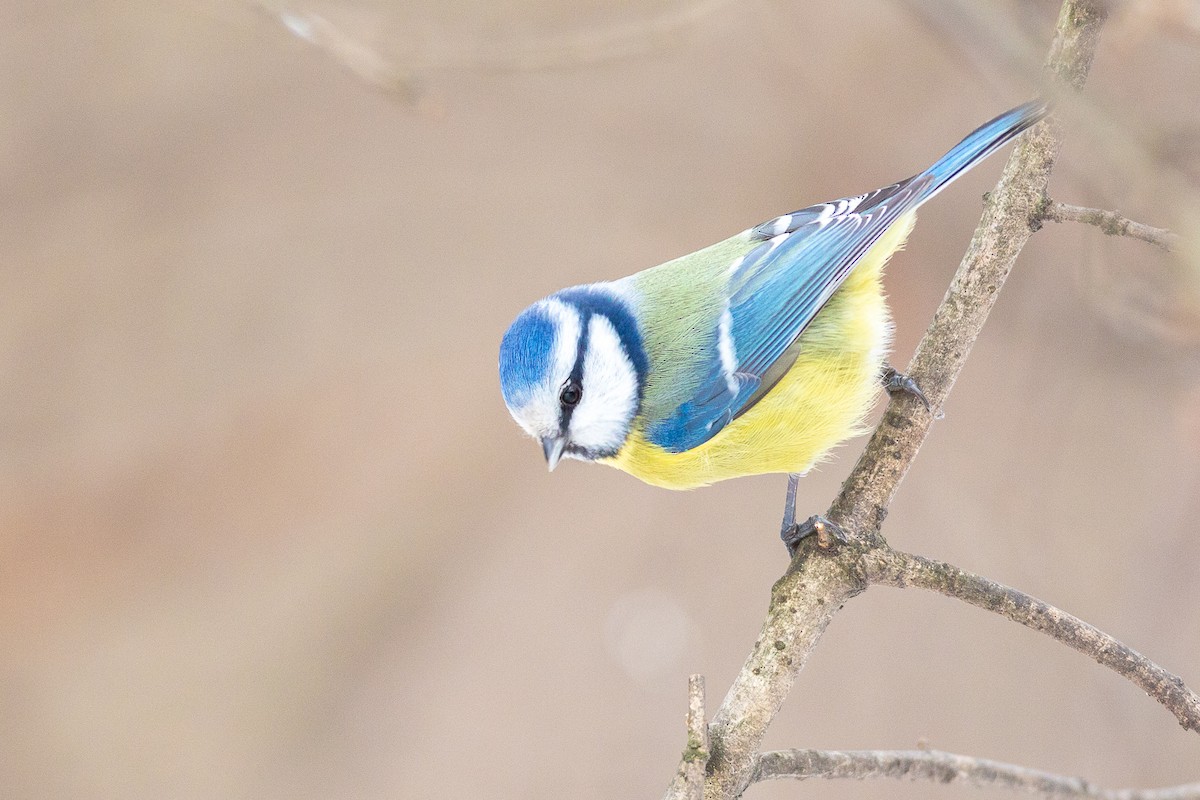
[498,102,1046,498]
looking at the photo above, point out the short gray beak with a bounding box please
[542,436,566,472]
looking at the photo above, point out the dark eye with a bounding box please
[559,381,582,407]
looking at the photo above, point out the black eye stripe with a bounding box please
[557,318,589,434]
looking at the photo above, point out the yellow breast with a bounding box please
[605,212,915,490]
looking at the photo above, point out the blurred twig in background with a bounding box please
[252,0,735,100]
[250,1,420,100]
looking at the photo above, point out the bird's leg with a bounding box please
[780,474,848,557]
[880,362,930,411]
[780,472,801,542]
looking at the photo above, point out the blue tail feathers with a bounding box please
[917,100,1049,203]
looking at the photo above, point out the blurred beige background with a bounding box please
[2,1,1199,798]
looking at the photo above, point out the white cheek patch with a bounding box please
[569,316,639,454]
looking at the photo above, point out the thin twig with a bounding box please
[861,549,1200,733]
[673,674,709,800]
[1038,200,1179,250]
[752,748,1200,799]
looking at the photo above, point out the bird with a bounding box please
[498,101,1047,549]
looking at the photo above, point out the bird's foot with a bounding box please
[780,473,846,557]
[782,515,848,557]
[880,364,930,411]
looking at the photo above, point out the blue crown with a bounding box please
[499,305,557,406]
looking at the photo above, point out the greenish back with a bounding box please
[625,233,754,427]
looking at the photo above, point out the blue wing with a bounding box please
[644,180,926,452]
[645,101,1048,453]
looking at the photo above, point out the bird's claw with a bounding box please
[881,365,931,412]
[782,514,848,557]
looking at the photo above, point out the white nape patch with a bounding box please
[568,315,639,455]
[769,215,792,235]
[507,298,582,440]
[717,306,739,396]
[598,278,641,312]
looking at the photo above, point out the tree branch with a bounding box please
[751,748,1200,800]
[664,3,1119,798]
[1036,200,1179,250]
[697,547,865,798]
[860,549,1200,733]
